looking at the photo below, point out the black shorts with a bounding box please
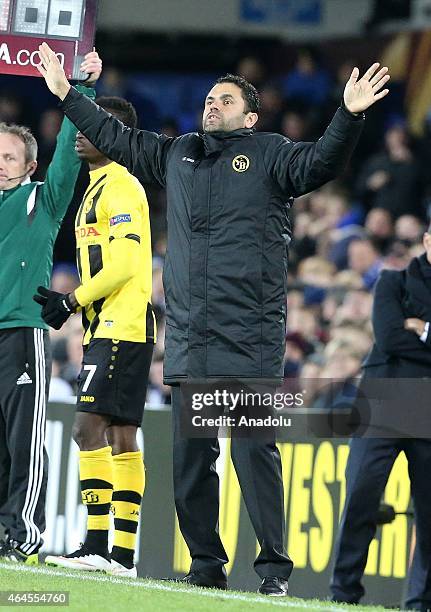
[76,338,154,426]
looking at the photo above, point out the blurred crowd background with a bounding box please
[3,0,431,407]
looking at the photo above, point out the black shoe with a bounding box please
[177,571,227,590]
[0,538,8,555]
[258,576,289,596]
[0,537,38,565]
[330,594,361,604]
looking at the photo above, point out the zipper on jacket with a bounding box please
[204,165,212,375]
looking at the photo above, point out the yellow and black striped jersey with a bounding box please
[74,162,155,345]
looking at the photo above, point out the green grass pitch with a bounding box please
[0,563,389,611]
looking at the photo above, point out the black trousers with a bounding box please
[0,328,51,554]
[330,438,431,611]
[171,386,293,580]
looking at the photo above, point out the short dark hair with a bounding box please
[95,96,138,128]
[0,122,37,162]
[214,74,260,114]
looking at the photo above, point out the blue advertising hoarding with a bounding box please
[240,0,322,26]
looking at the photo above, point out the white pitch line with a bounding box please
[0,563,343,611]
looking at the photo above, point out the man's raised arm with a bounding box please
[266,63,390,198]
[37,43,172,187]
[40,51,101,221]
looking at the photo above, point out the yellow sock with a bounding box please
[111,450,145,567]
[79,446,113,552]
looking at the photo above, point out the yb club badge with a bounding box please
[232,155,250,173]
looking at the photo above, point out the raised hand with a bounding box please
[37,42,71,100]
[37,43,103,100]
[79,50,103,86]
[344,63,390,114]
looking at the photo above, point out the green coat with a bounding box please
[0,84,95,330]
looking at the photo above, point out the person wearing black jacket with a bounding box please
[331,234,431,611]
[37,42,390,595]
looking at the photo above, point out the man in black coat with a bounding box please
[37,42,389,595]
[331,231,431,611]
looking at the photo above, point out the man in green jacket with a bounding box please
[0,51,102,564]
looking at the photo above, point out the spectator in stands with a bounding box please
[298,356,325,407]
[311,341,362,411]
[384,240,414,271]
[354,120,424,219]
[98,67,161,131]
[297,256,336,289]
[333,270,364,289]
[60,316,83,391]
[160,118,180,138]
[51,263,80,295]
[48,359,74,402]
[256,84,284,132]
[323,339,363,380]
[288,307,322,346]
[236,56,266,90]
[395,214,425,246]
[281,47,331,107]
[321,287,346,327]
[380,216,426,271]
[364,207,394,253]
[329,324,373,357]
[0,93,23,124]
[335,289,373,326]
[348,238,383,289]
[281,110,310,141]
[291,211,316,265]
[34,109,63,180]
[284,332,314,378]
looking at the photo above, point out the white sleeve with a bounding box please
[420,321,430,343]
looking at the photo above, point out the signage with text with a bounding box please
[0,0,97,78]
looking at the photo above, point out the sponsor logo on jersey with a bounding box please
[80,395,95,403]
[104,320,114,328]
[110,214,132,226]
[75,227,101,239]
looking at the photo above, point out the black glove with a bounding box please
[33,286,75,330]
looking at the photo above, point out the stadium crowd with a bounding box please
[3,48,429,407]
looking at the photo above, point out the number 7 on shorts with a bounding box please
[82,364,97,392]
